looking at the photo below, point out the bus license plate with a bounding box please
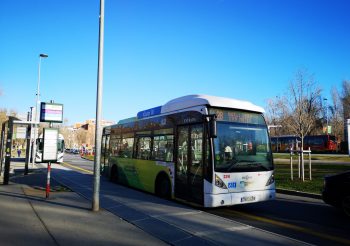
[241,196,255,202]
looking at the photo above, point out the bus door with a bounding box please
[175,124,203,204]
[101,134,110,174]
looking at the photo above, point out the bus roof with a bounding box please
[119,94,264,123]
[161,94,264,114]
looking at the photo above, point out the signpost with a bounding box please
[42,128,58,162]
[39,101,63,198]
[42,128,58,198]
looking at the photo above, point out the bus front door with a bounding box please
[101,134,110,174]
[175,124,203,205]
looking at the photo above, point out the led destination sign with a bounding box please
[209,108,265,125]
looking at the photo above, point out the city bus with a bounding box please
[35,133,65,163]
[100,95,275,207]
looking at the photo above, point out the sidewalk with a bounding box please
[0,163,167,246]
[1,161,310,246]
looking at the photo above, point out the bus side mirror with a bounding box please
[208,115,217,138]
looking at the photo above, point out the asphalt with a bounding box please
[0,160,312,246]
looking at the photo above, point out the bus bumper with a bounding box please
[204,189,276,207]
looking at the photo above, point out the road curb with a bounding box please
[277,188,322,200]
[80,156,93,161]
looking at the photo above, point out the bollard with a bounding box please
[290,148,293,180]
[46,162,51,198]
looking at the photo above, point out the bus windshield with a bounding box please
[214,122,273,172]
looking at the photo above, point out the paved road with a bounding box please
[209,195,350,246]
[63,153,350,246]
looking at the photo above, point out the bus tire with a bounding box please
[155,173,171,199]
[110,165,119,183]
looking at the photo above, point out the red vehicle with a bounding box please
[271,135,338,153]
[304,135,338,153]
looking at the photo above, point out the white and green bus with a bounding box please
[101,95,275,207]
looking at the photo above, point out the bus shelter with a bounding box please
[0,116,34,185]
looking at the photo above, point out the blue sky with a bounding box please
[1,0,349,125]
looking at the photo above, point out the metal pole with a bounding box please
[301,152,305,181]
[347,119,350,157]
[308,147,312,180]
[298,151,300,179]
[31,57,41,167]
[324,98,329,134]
[3,118,14,185]
[326,101,329,134]
[290,148,293,181]
[46,162,51,198]
[92,0,104,212]
[32,54,48,167]
[28,107,33,167]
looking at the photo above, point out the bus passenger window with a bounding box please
[119,137,134,158]
[110,137,121,157]
[153,135,174,162]
[136,137,151,160]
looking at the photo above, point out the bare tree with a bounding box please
[75,128,87,147]
[284,70,322,150]
[0,108,8,127]
[266,97,289,136]
[266,69,322,181]
[330,87,344,143]
[0,108,18,127]
[341,80,350,144]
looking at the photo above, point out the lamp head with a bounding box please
[39,54,48,58]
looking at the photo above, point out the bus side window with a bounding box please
[121,137,134,158]
[153,135,174,162]
[136,137,151,160]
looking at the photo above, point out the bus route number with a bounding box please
[228,182,236,189]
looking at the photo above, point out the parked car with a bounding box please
[322,171,350,216]
[72,149,80,154]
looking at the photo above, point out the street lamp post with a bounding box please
[32,54,48,166]
[92,0,104,212]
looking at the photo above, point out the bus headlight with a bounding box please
[266,173,275,186]
[215,174,227,189]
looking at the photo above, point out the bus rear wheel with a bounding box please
[155,174,171,199]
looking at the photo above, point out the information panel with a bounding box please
[15,127,27,139]
[42,128,58,162]
[40,103,63,123]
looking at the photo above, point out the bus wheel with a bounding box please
[110,165,119,183]
[155,174,171,199]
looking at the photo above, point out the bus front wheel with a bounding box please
[155,174,171,199]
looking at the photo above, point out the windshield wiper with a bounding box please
[227,161,270,171]
[249,163,270,171]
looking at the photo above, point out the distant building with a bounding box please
[77,119,114,149]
